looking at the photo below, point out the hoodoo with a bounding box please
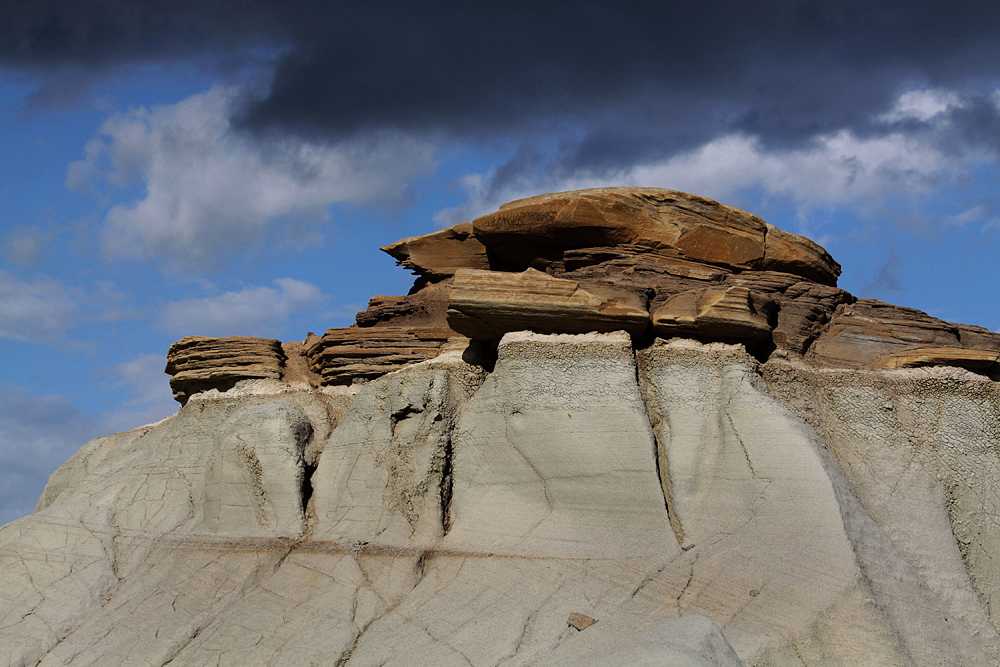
[3,188,1000,666]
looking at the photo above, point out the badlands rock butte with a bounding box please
[2,187,1000,666]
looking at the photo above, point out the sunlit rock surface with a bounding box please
[4,187,1000,666]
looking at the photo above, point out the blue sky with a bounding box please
[2,1,1000,524]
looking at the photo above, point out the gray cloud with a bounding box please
[862,250,906,298]
[4,3,1000,153]
[7,2,1000,242]
[0,384,101,524]
[0,270,80,342]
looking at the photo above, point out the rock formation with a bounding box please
[165,335,286,404]
[2,187,1000,666]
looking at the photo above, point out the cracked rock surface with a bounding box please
[4,334,1000,665]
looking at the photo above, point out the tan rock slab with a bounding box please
[354,278,454,329]
[446,268,650,340]
[869,345,1000,370]
[305,326,458,385]
[651,286,773,341]
[809,300,967,368]
[165,335,285,404]
[762,222,841,285]
[380,221,489,279]
[473,187,840,284]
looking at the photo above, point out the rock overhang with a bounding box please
[475,187,839,284]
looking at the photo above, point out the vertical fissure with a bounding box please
[633,342,685,545]
[439,434,455,535]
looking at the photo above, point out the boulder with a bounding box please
[446,268,650,340]
[165,336,285,404]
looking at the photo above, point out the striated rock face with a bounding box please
[446,268,650,340]
[473,187,840,284]
[651,285,774,341]
[304,326,459,385]
[5,334,1000,666]
[6,186,1000,666]
[165,336,286,404]
[809,299,1000,369]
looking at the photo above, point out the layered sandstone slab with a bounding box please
[809,299,1000,370]
[305,325,458,385]
[354,279,453,329]
[651,286,774,341]
[380,221,489,279]
[165,335,285,404]
[446,268,650,340]
[473,187,840,284]
[869,345,1000,370]
[162,189,1000,402]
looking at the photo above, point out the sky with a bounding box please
[2,0,1000,524]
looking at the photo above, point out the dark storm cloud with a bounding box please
[3,1,1000,164]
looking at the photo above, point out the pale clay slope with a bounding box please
[1,333,999,665]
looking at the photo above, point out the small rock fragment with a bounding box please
[568,612,598,630]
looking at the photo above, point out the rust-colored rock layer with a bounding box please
[473,187,841,284]
[165,187,1000,402]
[165,336,285,404]
[305,326,458,386]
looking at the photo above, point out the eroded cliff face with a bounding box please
[3,188,1000,666]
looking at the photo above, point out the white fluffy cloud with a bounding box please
[877,88,966,123]
[437,89,993,228]
[68,86,436,270]
[158,277,324,337]
[617,130,966,208]
[0,271,80,342]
